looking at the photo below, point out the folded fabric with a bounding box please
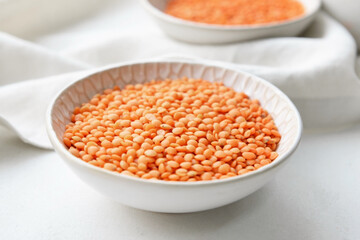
[0,11,359,150]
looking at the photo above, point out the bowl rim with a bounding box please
[140,0,322,31]
[46,60,303,187]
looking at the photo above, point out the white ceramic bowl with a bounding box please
[46,61,302,213]
[141,0,321,44]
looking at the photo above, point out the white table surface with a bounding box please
[1,1,360,239]
[1,125,360,240]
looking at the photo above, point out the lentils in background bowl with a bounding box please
[63,77,281,181]
[165,0,305,26]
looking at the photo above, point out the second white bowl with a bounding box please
[141,0,321,44]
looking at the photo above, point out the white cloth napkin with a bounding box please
[0,11,360,150]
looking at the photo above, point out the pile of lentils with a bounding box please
[63,77,281,181]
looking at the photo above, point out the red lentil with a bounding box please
[64,77,281,181]
[165,0,305,26]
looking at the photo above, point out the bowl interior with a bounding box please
[146,0,321,26]
[50,62,301,171]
